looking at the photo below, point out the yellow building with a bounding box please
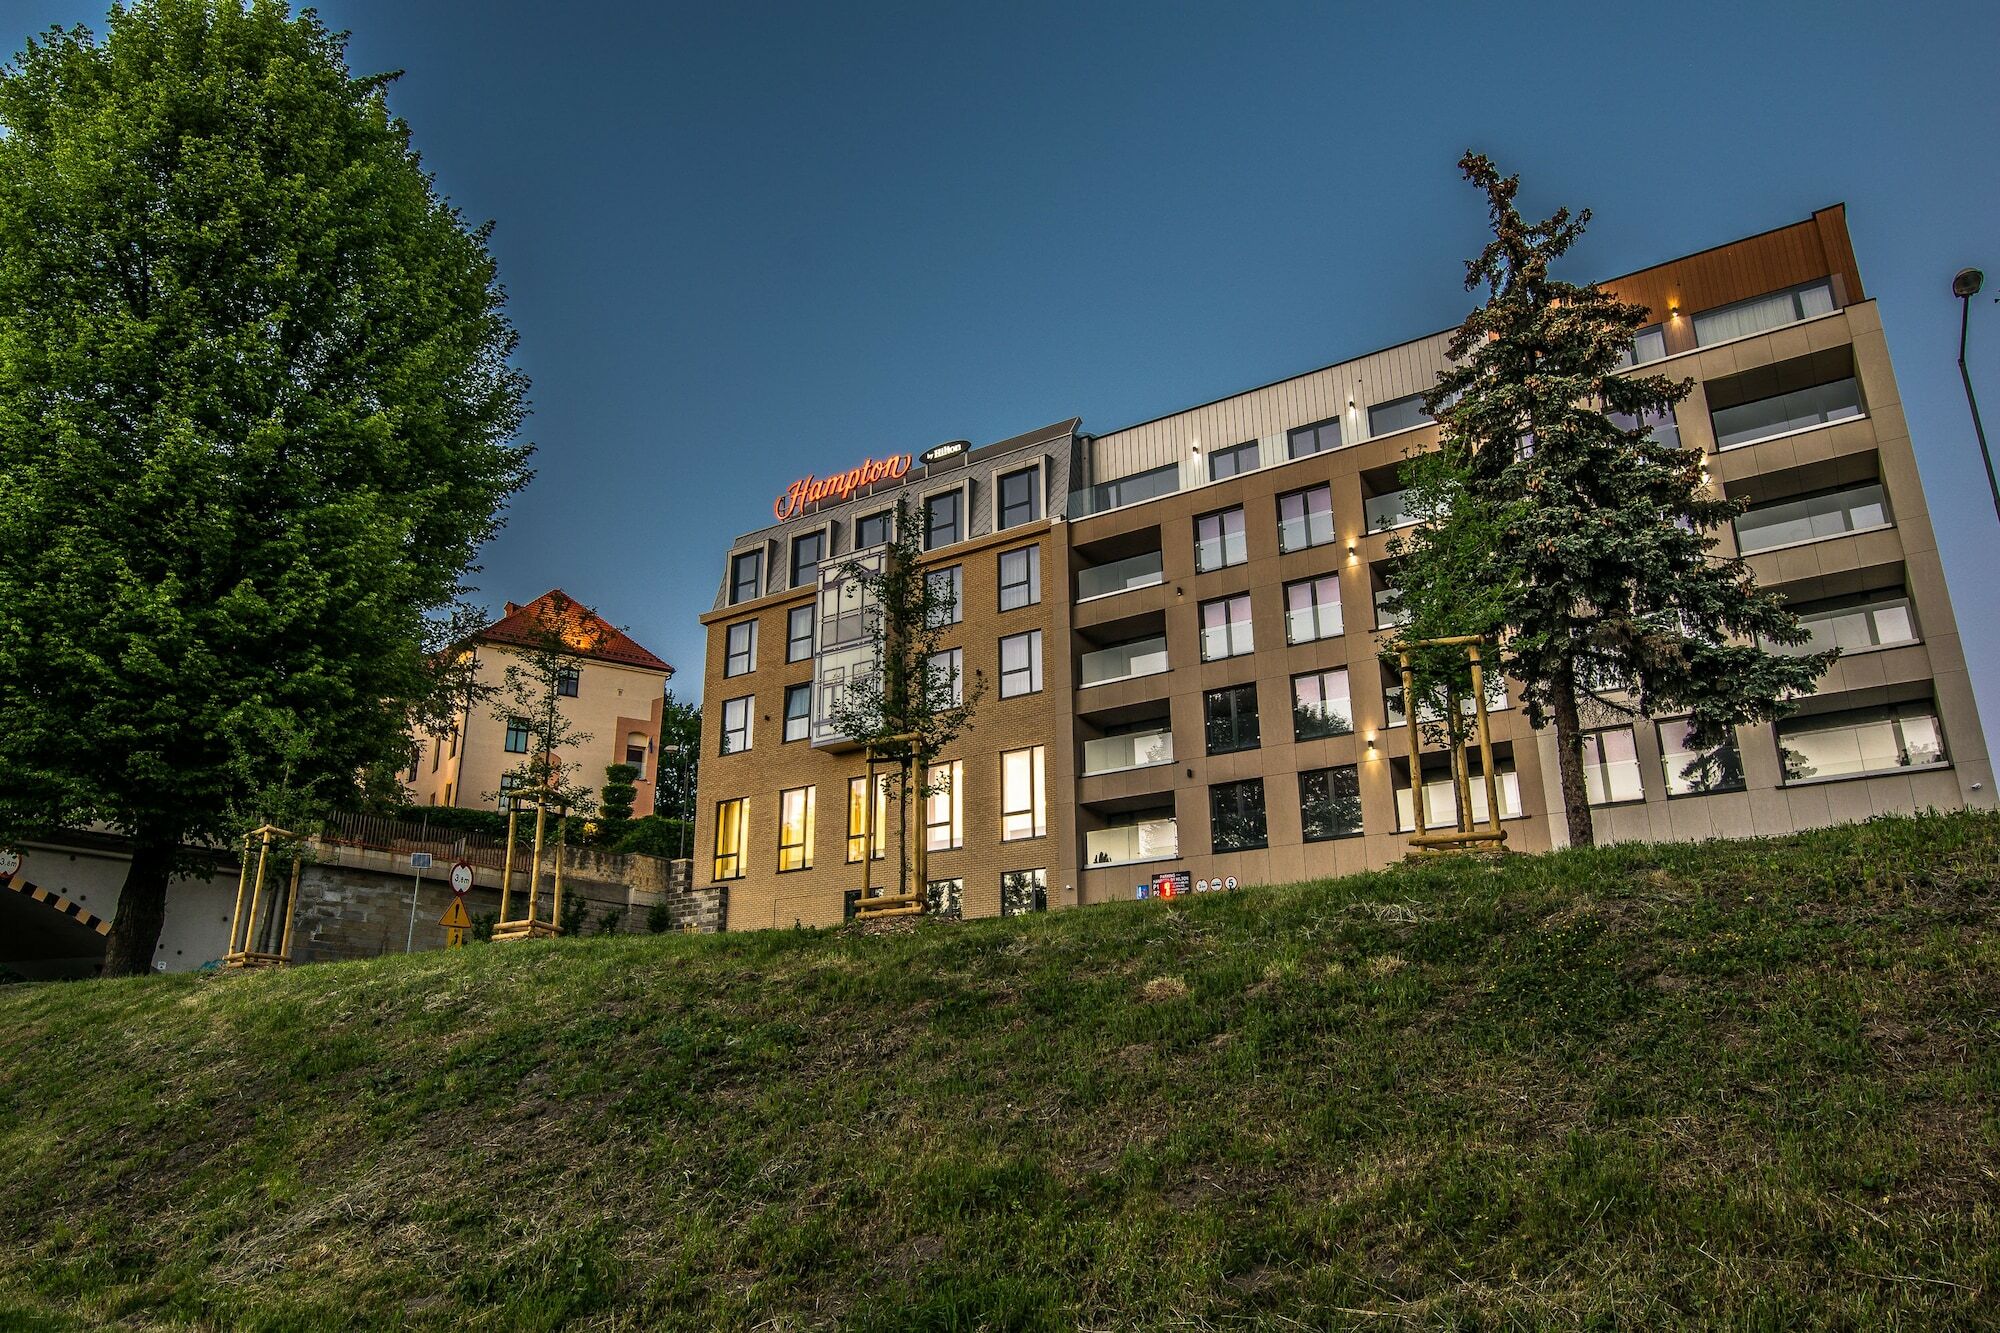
[409,590,674,815]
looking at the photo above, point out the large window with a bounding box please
[729,549,762,604]
[725,620,757,677]
[1299,766,1363,841]
[1287,417,1343,460]
[1277,485,1335,553]
[1087,463,1178,513]
[504,716,530,754]
[777,786,815,871]
[998,545,1040,611]
[783,683,811,743]
[926,647,963,709]
[557,666,580,698]
[925,565,963,628]
[1001,868,1047,916]
[1194,506,1247,572]
[1204,683,1261,755]
[1209,778,1268,852]
[1581,726,1644,805]
[1769,587,1917,657]
[1000,630,1043,697]
[924,878,963,920]
[1199,593,1254,661]
[1368,392,1433,436]
[790,530,824,589]
[1711,377,1862,449]
[924,759,964,852]
[787,604,815,662]
[1779,701,1945,783]
[713,798,747,880]
[847,775,887,862]
[1693,278,1835,346]
[998,466,1042,528]
[720,696,753,755]
[1734,482,1888,554]
[1292,668,1353,740]
[1396,758,1520,831]
[1615,324,1667,368]
[1207,439,1259,480]
[1001,746,1046,841]
[926,491,962,549]
[1283,573,1343,644]
[1656,718,1746,796]
[855,509,892,550]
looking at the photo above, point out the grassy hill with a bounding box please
[1,812,1996,1330]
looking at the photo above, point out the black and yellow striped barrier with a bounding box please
[2,874,113,937]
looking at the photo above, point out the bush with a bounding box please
[614,815,690,859]
[596,908,623,936]
[391,805,509,838]
[646,899,674,934]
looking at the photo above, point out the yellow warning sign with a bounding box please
[438,896,472,929]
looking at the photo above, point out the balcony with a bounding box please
[1713,377,1862,450]
[1070,463,1180,519]
[1077,549,1165,602]
[1734,481,1888,555]
[1079,635,1169,688]
[1363,487,1415,533]
[1086,818,1180,866]
[1081,729,1174,777]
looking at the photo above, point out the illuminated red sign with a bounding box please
[774,454,911,521]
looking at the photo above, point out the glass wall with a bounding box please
[1076,549,1164,601]
[1768,588,1916,656]
[1779,702,1945,783]
[1081,728,1173,776]
[1079,635,1169,687]
[1086,814,1179,865]
[1734,482,1888,554]
[1712,377,1862,449]
[1581,726,1643,805]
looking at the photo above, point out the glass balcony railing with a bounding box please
[1712,377,1862,450]
[1076,550,1165,601]
[1364,489,1415,532]
[1081,729,1174,776]
[1069,464,1180,519]
[1079,636,1169,688]
[1085,819,1180,866]
[1735,483,1888,554]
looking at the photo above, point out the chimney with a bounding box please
[504,602,520,616]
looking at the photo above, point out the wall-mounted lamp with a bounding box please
[1365,731,1379,758]
[1668,300,1682,319]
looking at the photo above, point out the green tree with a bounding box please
[1427,154,1832,845]
[653,689,700,835]
[597,762,638,844]
[0,0,530,973]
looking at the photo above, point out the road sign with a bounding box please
[0,848,20,882]
[439,894,472,949]
[409,852,434,870]
[1224,875,1239,891]
[449,860,474,895]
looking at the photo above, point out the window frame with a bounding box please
[925,488,964,550]
[504,716,531,754]
[1282,572,1344,644]
[1299,765,1363,842]
[1580,725,1644,806]
[720,695,753,755]
[1276,484,1336,554]
[556,665,580,698]
[1209,777,1269,853]
[925,564,964,628]
[789,527,827,590]
[724,620,757,677]
[1206,439,1260,481]
[787,603,815,662]
[1198,592,1254,662]
[1286,417,1343,460]
[848,774,887,863]
[999,629,1044,698]
[713,797,748,881]
[776,786,815,872]
[1203,682,1262,756]
[782,682,811,743]
[728,549,763,605]
[1292,667,1354,740]
[996,464,1043,530]
[854,509,893,551]
[923,759,964,853]
[1193,505,1248,573]
[997,544,1041,611]
[1001,868,1047,916]
[1001,745,1047,841]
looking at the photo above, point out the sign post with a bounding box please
[439,894,472,949]
[404,851,433,953]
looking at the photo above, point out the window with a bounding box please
[1277,485,1335,553]
[1283,574,1343,644]
[729,549,763,604]
[1078,634,1168,687]
[855,509,893,549]
[1734,482,1888,554]
[783,683,811,742]
[787,604,815,662]
[557,666,580,698]
[720,696,753,755]
[504,716,530,754]
[998,546,1040,611]
[998,466,1042,528]
[1286,417,1342,460]
[1207,439,1259,480]
[1001,868,1046,917]
[1292,668,1354,740]
[847,775,887,862]
[1194,507,1247,572]
[1001,746,1046,840]
[1711,377,1862,450]
[777,787,815,871]
[1210,778,1268,852]
[1581,726,1644,805]
[926,647,963,709]
[926,491,961,549]
[1769,587,1917,657]
[790,530,824,589]
[1693,278,1835,346]
[1779,701,1945,784]
[497,772,523,810]
[713,798,747,880]
[1199,593,1253,661]
[1607,406,1681,451]
[924,759,964,852]
[1656,718,1746,796]
[1368,392,1433,436]
[625,734,647,772]
[1616,324,1668,368]
[1000,630,1043,697]
[1300,766,1363,841]
[1204,683,1261,755]
[724,621,757,677]
[1087,463,1178,513]
[1396,758,1521,831]
[925,877,963,920]
[926,565,963,627]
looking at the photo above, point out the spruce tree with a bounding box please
[1428,154,1833,846]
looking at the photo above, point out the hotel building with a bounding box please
[695,205,1992,930]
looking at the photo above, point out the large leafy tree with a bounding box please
[1428,154,1832,846]
[0,0,531,973]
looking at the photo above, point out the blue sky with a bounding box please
[13,0,2000,729]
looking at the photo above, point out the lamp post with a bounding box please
[1953,267,2000,525]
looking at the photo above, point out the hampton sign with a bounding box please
[774,454,912,521]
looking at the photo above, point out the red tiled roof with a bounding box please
[477,590,673,675]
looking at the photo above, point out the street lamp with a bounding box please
[1952,267,2000,524]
